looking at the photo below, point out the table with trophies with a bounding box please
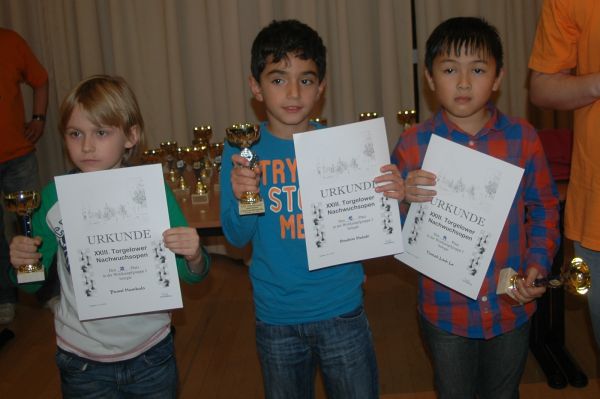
[142,122,267,235]
[142,125,224,235]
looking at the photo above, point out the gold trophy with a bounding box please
[497,257,591,305]
[309,117,328,126]
[225,123,265,215]
[209,142,224,191]
[359,112,378,121]
[142,148,161,165]
[173,147,190,196]
[210,142,224,170]
[160,141,178,184]
[3,191,45,283]
[189,146,210,204]
[397,109,417,131]
[192,125,212,147]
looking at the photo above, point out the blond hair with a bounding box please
[58,75,146,166]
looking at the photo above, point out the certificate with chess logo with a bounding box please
[55,164,182,320]
[294,118,403,270]
[395,135,524,299]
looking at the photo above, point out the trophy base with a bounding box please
[17,268,45,284]
[239,200,265,215]
[497,267,521,306]
[191,193,210,205]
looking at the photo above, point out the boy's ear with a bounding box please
[492,68,505,91]
[125,125,140,149]
[425,69,436,91]
[316,77,327,99]
[249,75,264,102]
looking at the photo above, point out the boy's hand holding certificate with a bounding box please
[55,164,183,320]
[396,135,524,299]
[294,118,404,270]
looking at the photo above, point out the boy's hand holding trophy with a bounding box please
[226,123,265,215]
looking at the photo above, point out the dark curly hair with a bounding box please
[251,19,326,82]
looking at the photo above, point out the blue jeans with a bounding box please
[255,306,379,399]
[55,333,178,399]
[420,316,530,399]
[0,152,40,304]
[574,241,600,348]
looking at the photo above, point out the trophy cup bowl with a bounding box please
[142,148,162,165]
[397,109,417,130]
[225,123,265,215]
[3,191,45,283]
[498,257,591,305]
[192,125,212,146]
[359,112,378,121]
[309,117,328,126]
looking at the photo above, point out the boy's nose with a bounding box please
[457,73,471,90]
[287,82,300,98]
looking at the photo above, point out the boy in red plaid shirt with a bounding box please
[392,17,559,399]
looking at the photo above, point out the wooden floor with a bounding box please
[1,254,599,398]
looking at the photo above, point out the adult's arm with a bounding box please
[529,69,600,111]
[24,80,49,144]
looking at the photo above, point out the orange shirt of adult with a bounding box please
[0,28,48,163]
[529,0,600,250]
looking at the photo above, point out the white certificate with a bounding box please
[294,118,404,270]
[395,135,524,299]
[55,164,182,320]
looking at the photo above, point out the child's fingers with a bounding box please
[406,170,437,187]
[10,236,42,268]
[405,186,436,203]
[163,227,200,257]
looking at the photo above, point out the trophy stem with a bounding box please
[21,214,33,237]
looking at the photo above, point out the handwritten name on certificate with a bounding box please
[294,118,403,270]
[55,164,182,320]
[395,135,524,299]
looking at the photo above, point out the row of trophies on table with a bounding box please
[141,125,224,205]
[313,109,418,129]
[139,110,418,204]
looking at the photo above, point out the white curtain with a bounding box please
[1,0,546,186]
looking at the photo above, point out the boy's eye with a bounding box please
[271,78,284,85]
[300,78,314,86]
[67,130,82,138]
[442,68,455,74]
[97,129,109,137]
[473,68,485,74]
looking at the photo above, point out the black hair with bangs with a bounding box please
[425,17,503,76]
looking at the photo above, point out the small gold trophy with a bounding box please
[497,257,591,305]
[160,141,178,184]
[225,123,265,215]
[210,142,224,169]
[3,191,45,283]
[359,112,378,121]
[189,146,210,205]
[173,147,190,196]
[397,109,417,131]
